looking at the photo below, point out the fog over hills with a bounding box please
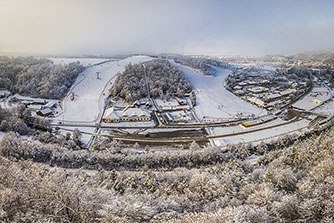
[1,0,334,56]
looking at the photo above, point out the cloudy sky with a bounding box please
[0,0,333,56]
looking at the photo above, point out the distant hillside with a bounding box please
[293,50,334,65]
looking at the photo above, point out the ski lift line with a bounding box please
[52,67,118,124]
[51,74,88,119]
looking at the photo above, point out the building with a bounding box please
[247,86,268,94]
[264,93,282,102]
[247,97,265,108]
[103,107,151,123]
[234,90,245,96]
[36,108,52,117]
[280,89,297,97]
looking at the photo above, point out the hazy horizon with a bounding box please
[1,0,334,57]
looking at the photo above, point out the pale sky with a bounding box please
[0,0,333,56]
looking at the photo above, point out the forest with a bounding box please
[175,56,229,76]
[110,59,192,102]
[0,56,85,99]
[0,118,334,222]
[0,104,50,135]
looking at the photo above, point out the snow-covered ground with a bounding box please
[213,119,310,146]
[48,57,113,66]
[212,117,286,136]
[171,61,266,120]
[0,131,5,141]
[53,55,153,124]
[57,126,96,145]
[313,99,334,116]
[293,87,332,111]
[101,120,155,128]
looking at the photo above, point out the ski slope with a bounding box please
[54,55,153,123]
[172,62,266,119]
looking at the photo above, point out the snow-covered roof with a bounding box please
[38,108,52,115]
[247,97,265,107]
[123,107,150,117]
[104,106,151,120]
[280,88,297,96]
[248,86,267,93]
[234,90,245,95]
[45,101,58,108]
[266,93,281,100]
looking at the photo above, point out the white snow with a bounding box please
[48,57,113,66]
[313,99,334,116]
[213,119,310,146]
[58,126,96,145]
[0,131,5,141]
[53,55,153,124]
[293,87,332,111]
[171,62,266,120]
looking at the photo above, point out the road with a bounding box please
[56,115,304,144]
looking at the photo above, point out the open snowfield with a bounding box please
[171,61,266,120]
[48,57,114,66]
[213,119,310,146]
[53,55,153,124]
[313,99,334,116]
[293,87,332,111]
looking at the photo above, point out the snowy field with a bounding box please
[293,87,332,111]
[0,131,5,141]
[48,57,114,66]
[212,117,286,136]
[313,99,334,116]
[213,119,310,146]
[171,61,266,120]
[53,55,153,124]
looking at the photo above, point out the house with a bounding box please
[248,80,257,85]
[238,81,248,86]
[247,86,268,94]
[260,80,270,85]
[103,107,151,123]
[280,89,297,97]
[233,85,243,90]
[134,98,149,106]
[247,97,265,108]
[264,93,282,102]
[234,90,245,96]
[27,104,43,111]
[44,101,58,109]
[36,108,52,117]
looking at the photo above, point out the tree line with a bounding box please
[175,56,229,75]
[1,121,334,222]
[0,56,85,99]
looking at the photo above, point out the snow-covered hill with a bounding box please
[54,55,153,124]
[172,61,266,119]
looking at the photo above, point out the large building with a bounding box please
[103,107,151,123]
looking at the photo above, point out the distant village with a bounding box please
[225,66,314,111]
